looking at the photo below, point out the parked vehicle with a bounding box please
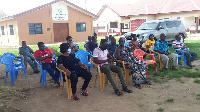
[125,19,187,43]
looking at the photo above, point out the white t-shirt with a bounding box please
[93,47,108,66]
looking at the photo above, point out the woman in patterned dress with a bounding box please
[115,37,151,89]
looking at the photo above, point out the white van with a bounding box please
[125,19,187,43]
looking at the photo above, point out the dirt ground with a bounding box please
[0,60,200,112]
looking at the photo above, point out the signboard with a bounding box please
[52,2,68,21]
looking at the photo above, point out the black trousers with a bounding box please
[63,70,92,94]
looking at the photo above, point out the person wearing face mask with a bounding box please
[57,43,92,100]
[34,42,60,86]
[93,39,132,96]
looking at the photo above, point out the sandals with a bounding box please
[55,82,61,87]
[135,83,142,89]
[142,80,152,85]
[122,87,132,93]
[115,89,123,96]
[80,92,88,96]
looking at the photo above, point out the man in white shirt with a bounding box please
[172,34,197,67]
[93,39,132,96]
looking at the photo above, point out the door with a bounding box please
[165,21,175,41]
[53,23,69,42]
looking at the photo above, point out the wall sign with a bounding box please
[52,2,68,21]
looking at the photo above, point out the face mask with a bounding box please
[68,49,71,54]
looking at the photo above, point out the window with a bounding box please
[166,21,175,28]
[9,25,14,35]
[174,21,181,27]
[159,22,167,29]
[110,22,118,28]
[76,23,86,32]
[1,26,5,35]
[29,23,43,34]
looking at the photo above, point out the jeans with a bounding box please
[67,70,92,94]
[100,64,126,91]
[183,50,197,63]
[24,55,38,71]
[160,53,178,69]
[42,62,60,83]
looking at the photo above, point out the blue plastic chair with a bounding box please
[75,50,92,72]
[35,59,61,86]
[0,53,27,85]
[172,45,187,67]
[124,42,129,46]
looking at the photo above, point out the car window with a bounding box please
[159,22,167,29]
[137,22,159,30]
[174,21,181,27]
[166,21,175,28]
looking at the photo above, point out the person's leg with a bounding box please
[42,63,59,83]
[50,62,60,83]
[29,55,38,71]
[67,72,78,95]
[24,56,37,71]
[168,53,178,67]
[100,64,118,91]
[77,70,92,91]
[109,64,127,88]
[189,50,198,62]
[160,54,169,69]
[183,51,191,63]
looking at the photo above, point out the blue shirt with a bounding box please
[107,44,119,56]
[154,39,169,52]
[19,47,32,57]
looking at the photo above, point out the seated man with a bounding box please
[93,39,132,96]
[85,36,98,53]
[57,43,92,100]
[173,34,197,67]
[107,37,119,57]
[154,33,178,70]
[34,42,60,86]
[19,41,39,73]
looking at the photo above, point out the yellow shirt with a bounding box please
[145,39,155,51]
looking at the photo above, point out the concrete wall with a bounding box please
[0,19,19,46]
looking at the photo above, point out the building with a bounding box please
[0,0,97,46]
[95,0,200,36]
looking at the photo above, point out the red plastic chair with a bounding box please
[134,49,157,77]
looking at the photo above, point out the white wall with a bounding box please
[96,7,121,32]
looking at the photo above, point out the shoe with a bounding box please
[73,95,79,100]
[80,91,88,96]
[122,87,132,93]
[171,67,178,71]
[135,83,142,89]
[143,80,152,85]
[34,70,40,73]
[115,89,123,96]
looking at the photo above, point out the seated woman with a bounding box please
[57,43,92,100]
[115,37,151,89]
[66,36,79,56]
[145,34,156,53]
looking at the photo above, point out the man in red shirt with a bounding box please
[34,42,60,86]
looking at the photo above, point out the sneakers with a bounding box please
[73,95,79,100]
[34,70,40,73]
[80,92,88,96]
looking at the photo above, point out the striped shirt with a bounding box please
[172,40,187,50]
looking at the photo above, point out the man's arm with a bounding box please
[115,48,127,61]
[19,47,25,55]
[78,61,88,70]
[35,53,53,61]
[85,43,90,52]
[27,46,34,54]
[58,64,71,76]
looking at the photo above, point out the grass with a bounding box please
[194,79,200,84]
[157,107,164,112]
[165,98,174,103]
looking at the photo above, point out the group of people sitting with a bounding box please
[19,32,197,100]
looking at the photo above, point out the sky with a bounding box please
[0,0,137,15]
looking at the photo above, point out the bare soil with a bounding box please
[0,60,200,112]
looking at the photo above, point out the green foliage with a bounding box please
[157,107,164,112]
[194,79,200,84]
[165,98,174,103]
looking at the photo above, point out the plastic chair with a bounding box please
[75,50,92,72]
[124,42,129,47]
[56,67,87,99]
[113,55,130,84]
[0,53,27,85]
[134,49,157,77]
[172,45,187,67]
[91,57,118,91]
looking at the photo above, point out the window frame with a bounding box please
[76,23,86,32]
[1,26,5,35]
[9,25,14,35]
[28,23,43,35]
